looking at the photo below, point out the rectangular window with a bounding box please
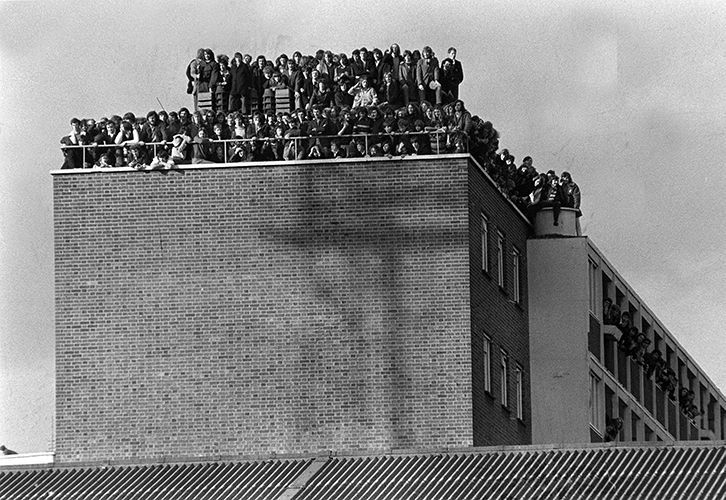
[497,232,505,288]
[515,365,524,420]
[512,248,521,304]
[483,335,492,393]
[589,371,603,432]
[588,259,598,315]
[481,214,489,273]
[500,350,509,408]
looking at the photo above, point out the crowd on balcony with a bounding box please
[603,298,703,421]
[59,42,581,224]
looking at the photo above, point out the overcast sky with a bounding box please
[1,0,725,452]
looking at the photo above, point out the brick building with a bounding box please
[3,146,725,498]
[53,154,532,463]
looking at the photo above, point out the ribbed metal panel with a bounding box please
[292,444,726,500]
[2,445,726,499]
[0,458,311,500]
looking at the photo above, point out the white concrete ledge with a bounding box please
[0,452,54,467]
[534,207,579,237]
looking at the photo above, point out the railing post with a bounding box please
[436,131,440,155]
[82,145,86,168]
[294,137,298,159]
[364,134,369,156]
[224,140,228,163]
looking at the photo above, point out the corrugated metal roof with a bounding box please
[0,458,312,500]
[1,444,725,500]
[293,444,726,500]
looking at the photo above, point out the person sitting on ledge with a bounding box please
[526,173,565,226]
[126,144,150,170]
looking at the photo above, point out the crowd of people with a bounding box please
[603,298,703,421]
[59,43,581,225]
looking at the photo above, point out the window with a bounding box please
[588,259,598,315]
[500,350,509,407]
[497,232,505,288]
[481,214,489,273]
[515,365,524,420]
[589,371,603,432]
[512,248,521,304]
[482,335,492,393]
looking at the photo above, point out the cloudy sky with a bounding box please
[1,0,725,452]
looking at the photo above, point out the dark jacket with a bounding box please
[228,62,251,95]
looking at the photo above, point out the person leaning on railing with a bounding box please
[60,118,89,169]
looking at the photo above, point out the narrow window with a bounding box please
[483,335,492,393]
[500,350,509,407]
[515,365,524,420]
[512,248,521,303]
[497,232,505,288]
[589,371,603,432]
[481,214,489,273]
[588,259,598,315]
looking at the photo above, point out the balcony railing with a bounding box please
[59,131,469,170]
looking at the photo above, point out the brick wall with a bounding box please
[467,161,533,446]
[54,157,484,462]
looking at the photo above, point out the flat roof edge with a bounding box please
[49,153,472,175]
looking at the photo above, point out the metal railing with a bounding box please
[59,130,469,169]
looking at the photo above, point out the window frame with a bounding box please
[588,259,598,315]
[481,214,489,273]
[500,349,509,408]
[482,335,492,394]
[497,231,505,289]
[589,371,603,433]
[512,247,521,304]
[515,364,524,421]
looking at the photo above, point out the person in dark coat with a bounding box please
[447,47,464,100]
[251,55,268,112]
[60,117,89,169]
[228,53,252,114]
[416,46,442,105]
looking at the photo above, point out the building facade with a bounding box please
[51,151,725,465]
[528,234,726,444]
[53,155,532,463]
